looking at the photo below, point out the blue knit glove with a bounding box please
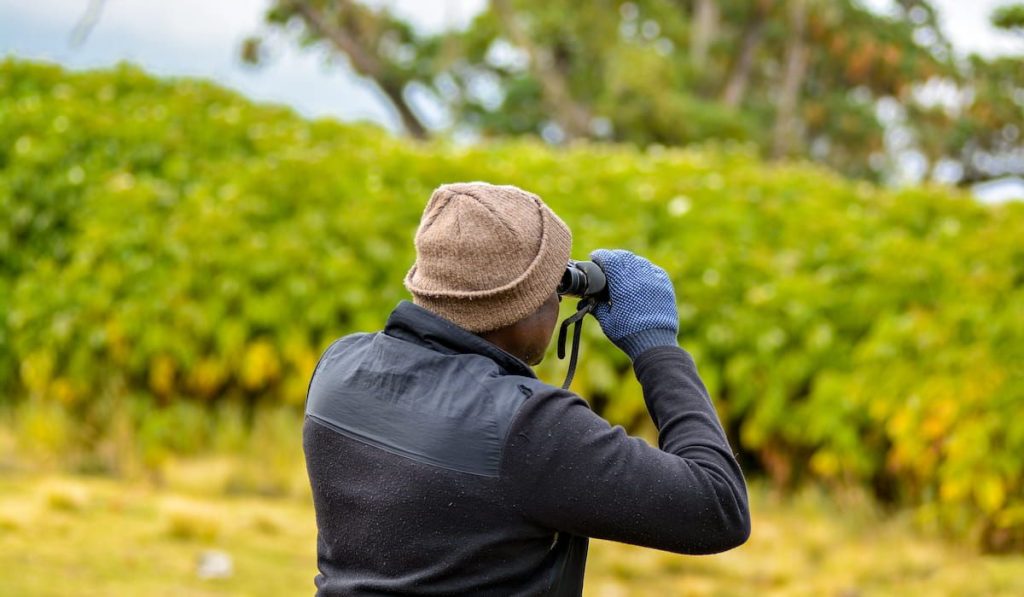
[589,249,679,360]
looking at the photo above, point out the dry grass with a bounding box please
[0,467,1022,596]
[162,499,224,542]
[42,481,91,513]
[585,487,1024,596]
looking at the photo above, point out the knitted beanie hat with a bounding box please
[404,182,572,333]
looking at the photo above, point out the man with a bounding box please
[304,182,750,595]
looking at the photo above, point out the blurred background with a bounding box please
[1,0,1023,595]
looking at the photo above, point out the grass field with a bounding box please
[1,463,1022,596]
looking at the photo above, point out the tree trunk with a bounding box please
[379,81,430,140]
[690,0,718,71]
[771,0,809,158]
[721,4,769,109]
[491,0,591,141]
[289,0,429,140]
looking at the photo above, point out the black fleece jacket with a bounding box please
[303,301,749,595]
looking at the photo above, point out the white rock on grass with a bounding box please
[196,549,234,580]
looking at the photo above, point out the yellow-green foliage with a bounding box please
[2,59,1023,546]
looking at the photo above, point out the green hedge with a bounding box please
[2,59,1023,547]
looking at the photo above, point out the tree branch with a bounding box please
[491,0,592,141]
[288,0,429,139]
[69,0,107,47]
[721,3,770,108]
[690,0,718,71]
[772,0,809,158]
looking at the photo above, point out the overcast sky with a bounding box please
[1,0,1021,133]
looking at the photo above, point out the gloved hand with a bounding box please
[589,249,679,360]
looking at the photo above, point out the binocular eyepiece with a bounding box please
[557,260,609,301]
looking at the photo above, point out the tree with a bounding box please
[251,0,1022,184]
[992,3,1024,35]
[903,3,1024,184]
[247,0,433,139]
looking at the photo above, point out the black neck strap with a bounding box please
[557,298,597,390]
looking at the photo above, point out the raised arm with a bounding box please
[501,250,749,553]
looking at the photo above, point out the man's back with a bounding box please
[305,301,587,595]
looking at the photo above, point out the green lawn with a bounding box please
[1,466,1022,596]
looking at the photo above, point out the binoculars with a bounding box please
[557,260,609,302]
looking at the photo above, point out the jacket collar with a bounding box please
[384,301,536,379]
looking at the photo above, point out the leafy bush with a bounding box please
[2,59,1022,547]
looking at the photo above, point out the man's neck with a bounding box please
[477,330,532,366]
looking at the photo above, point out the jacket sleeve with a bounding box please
[501,345,750,554]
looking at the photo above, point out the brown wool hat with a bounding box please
[404,182,572,333]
